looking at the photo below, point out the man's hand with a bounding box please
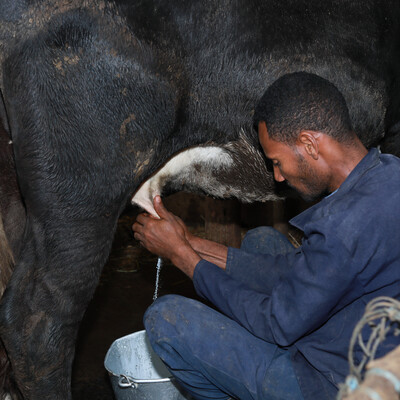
[132,196,201,278]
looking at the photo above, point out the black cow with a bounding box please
[0,0,399,398]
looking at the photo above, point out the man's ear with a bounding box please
[298,130,320,160]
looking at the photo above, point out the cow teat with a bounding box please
[131,180,161,218]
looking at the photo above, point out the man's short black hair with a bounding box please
[253,72,354,144]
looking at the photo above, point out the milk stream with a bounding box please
[153,257,163,301]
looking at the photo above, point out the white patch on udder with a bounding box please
[131,146,233,217]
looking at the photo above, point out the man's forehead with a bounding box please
[258,121,295,159]
[257,121,267,132]
[258,121,274,140]
[258,122,279,154]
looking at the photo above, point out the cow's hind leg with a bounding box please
[0,109,26,400]
[0,207,123,400]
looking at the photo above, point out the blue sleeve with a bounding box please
[225,246,297,294]
[193,230,358,346]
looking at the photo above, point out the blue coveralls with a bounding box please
[144,149,400,400]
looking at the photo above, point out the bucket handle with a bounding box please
[118,374,171,389]
[118,375,138,389]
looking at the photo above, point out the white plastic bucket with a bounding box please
[104,330,191,400]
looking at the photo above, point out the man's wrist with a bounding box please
[184,235,228,270]
[185,232,198,248]
[171,242,202,279]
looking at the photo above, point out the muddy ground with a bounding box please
[71,193,304,399]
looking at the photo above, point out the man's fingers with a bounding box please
[136,212,152,225]
[133,231,142,241]
[132,221,143,233]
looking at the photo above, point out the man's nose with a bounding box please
[273,166,285,182]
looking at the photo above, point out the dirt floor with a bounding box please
[71,193,304,400]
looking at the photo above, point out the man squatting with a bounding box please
[132,72,400,400]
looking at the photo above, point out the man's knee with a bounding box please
[144,294,180,334]
[242,226,279,246]
[241,226,292,255]
[144,294,201,345]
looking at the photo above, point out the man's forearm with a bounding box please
[188,235,228,269]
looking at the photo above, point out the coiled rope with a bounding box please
[337,296,400,399]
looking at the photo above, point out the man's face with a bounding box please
[258,122,329,201]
